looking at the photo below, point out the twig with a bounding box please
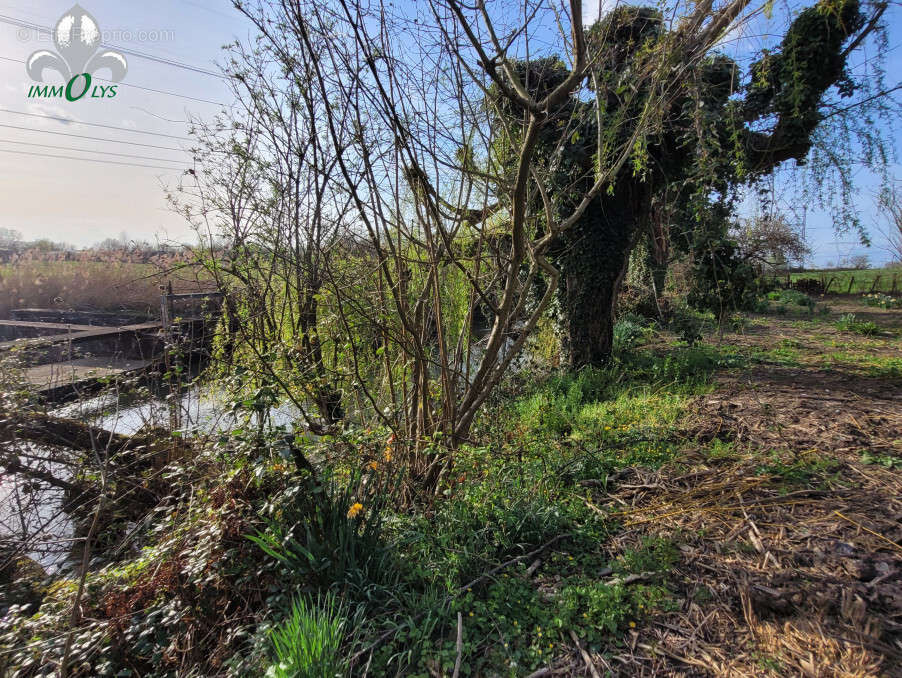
[834,510,902,555]
[524,669,553,678]
[452,611,463,678]
[569,629,602,678]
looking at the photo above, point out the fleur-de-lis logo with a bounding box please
[26,5,127,83]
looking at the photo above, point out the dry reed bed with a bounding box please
[0,261,209,317]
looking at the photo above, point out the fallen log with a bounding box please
[0,408,156,452]
[0,408,187,467]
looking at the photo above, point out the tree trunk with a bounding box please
[555,193,642,369]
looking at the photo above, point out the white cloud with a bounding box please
[583,0,624,24]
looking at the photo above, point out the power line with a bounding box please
[0,14,227,79]
[0,146,184,171]
[0,108,190,140]
[0,138,187,165]
[0,122,189,152]
[0,55,228,106]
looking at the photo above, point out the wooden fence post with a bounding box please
[847,276,854,294]
[870,275,881,294]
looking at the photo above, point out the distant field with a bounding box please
[787,267,902,294]
[0,261,210,318]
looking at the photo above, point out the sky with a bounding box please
[1,0,900,266]
[0,0,245,247]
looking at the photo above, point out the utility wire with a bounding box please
[0,146,184,170]
[0,108,190,140]
[0,138,187,165]
[0,55,228,106]
[0,14,227,79]
[0,122,189,152]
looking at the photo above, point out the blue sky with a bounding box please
[1,0,900,266]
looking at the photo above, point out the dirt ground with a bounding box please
[599,300,902,677]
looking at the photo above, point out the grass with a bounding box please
[266,594,348,678]
[788,266,902,294]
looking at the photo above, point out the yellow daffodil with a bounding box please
[347,502,364,518]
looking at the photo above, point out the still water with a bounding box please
[1,386,301,574]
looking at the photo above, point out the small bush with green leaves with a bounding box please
[835,313,879,336]
[612,315,653,353]
[668,306,710,345]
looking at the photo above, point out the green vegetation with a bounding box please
[788,267,902,294]
[265,594,348,678]
[863,292,902,309]
[3,292,901,676]
[3,0,900,674]
[835,313,880,336]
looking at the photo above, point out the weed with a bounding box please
[613,537,680,574]
[835,313,879,336]
[755,451,838,485]
[860,452,902,469]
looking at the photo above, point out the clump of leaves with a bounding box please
[835,313,879,336]
[265,593,347,678]
[668,306,709,345]
[250,467,398,599]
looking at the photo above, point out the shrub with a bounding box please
[612,315,653,353]
[668,306,708,345]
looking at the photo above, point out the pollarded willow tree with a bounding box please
[193,0,891,470]
[488,0,888,366]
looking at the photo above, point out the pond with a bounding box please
[1,384,303,575]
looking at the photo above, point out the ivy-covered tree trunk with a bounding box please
[556,190,645,368]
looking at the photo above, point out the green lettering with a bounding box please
[65,73,91,102]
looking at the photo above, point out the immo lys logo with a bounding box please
[25,5,127,102]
